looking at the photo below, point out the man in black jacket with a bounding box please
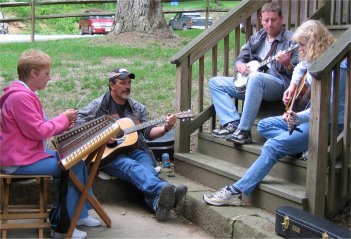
[77,67,188,221]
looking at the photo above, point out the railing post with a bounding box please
[341,54,351,200]
[175,57,192,153]
[31,0,35,42]
[306,74,331,217]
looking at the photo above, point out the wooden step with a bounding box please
[174,152,307,213]
[198,132,309,185]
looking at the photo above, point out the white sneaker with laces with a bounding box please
[203,186,242,206]
[77,216,102,227]
[50,228,87,239]
[212,122,238,138]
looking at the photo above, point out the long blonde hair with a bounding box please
[292,20,335,62]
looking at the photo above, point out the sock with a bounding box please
[227,185,241,195]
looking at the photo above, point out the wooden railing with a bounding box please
[171,0,350,216]
[307,28,350,217]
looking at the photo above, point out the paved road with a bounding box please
[0,34,99,43]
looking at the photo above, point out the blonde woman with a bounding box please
[203,20,347,206]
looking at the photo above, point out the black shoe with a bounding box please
[155,184,175,221]
[212,121,239,138]
[174,184,188,208]
[227,129,252,144]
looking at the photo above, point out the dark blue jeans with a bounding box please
[101,149,169,211]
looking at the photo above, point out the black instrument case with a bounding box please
[275,206,351,238]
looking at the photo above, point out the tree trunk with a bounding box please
[113,0,170,34]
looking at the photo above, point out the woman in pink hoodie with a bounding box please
[0,49,100,239]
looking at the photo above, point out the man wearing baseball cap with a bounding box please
[76,67,188,222]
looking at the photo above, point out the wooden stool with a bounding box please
[0,174,52,239]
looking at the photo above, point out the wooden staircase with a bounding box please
[170,0,350,222]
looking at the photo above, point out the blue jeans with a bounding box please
[233,116,309,195]
[101,149,169,212]
[208,72,286,130]
[12,149,91,219]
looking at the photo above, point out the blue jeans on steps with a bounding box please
[208,72,286,130]
[233,115,309,195]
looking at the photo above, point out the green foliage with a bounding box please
[0,0,244,118]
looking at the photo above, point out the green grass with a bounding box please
[0,36,184,118]
[0,1,244,119]
[0,29,246,120]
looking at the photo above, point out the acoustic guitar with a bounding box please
[99,110,195,167]
[233,43,299,94]
[285,72,311,134]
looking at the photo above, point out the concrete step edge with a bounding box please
[159,170,279,238]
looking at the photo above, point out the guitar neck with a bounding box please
[124,117,166,134]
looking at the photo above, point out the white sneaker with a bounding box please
[155,166,162,173]
[50,228,87,239]
[97,171,117,180]
[77,216,102,227]
[203,186,242,206]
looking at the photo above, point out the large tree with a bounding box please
[113,0,170,34]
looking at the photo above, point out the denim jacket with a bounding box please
[234,28,299,87]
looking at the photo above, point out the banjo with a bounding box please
[233,43,299,94]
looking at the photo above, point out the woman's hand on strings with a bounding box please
[283,111,298,123]
[64,109,77,128]
[283,83,297,106]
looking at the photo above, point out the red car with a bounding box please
[79,16,114,35]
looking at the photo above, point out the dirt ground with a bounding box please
[98,28,183,48]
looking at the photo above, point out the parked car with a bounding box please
[190,16,213,29]
[0,11,9,34]
[169,12,201,30]
[79,15,114,35]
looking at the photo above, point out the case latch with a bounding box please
[322,232,329,239]
[281,215,289,231]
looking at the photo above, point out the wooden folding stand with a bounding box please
[65,143,111,238]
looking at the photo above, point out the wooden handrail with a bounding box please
[307,28,351,216]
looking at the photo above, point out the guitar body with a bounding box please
[100,118,139,168]
[98,110,195,168]
[285,73,311,113]
[285,73,311,134]
[291,82,311,112]
[233,60,260,94]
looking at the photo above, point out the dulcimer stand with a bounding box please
[66,143,111,238]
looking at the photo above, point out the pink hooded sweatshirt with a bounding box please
[0,81,69,166]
